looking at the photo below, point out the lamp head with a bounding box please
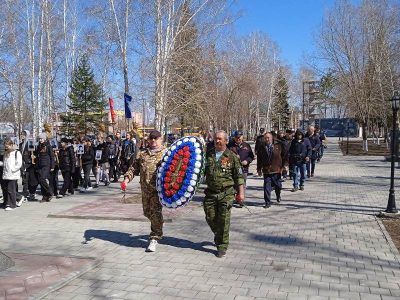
[391,90,400,111]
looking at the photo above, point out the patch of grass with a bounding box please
[338,141,390,156]
[381,217,400,253]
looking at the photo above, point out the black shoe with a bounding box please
[112,179,118,183]
[94,184,99,188]
[311,173,314,177]
[263,203,271,209]
[105,181,110,186]
[307,174,311,178]
[291,187,298,192]
[46,196,53,202]
[216,250,226,258]
[300,186,304,191]
[277,197,281,203]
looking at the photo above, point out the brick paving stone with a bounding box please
[213,294,235,300]
[194,291,217,299]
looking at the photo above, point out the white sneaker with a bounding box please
[5,206,14,211]
[146,239,158,252]
[86,187,93,191]
[16,197,26,207]
[79,187,86,193]
[56,194,64,199]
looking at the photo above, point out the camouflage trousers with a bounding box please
[141,185,163,240]
[203,187,235,251]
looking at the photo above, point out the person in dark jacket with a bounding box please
[227,130,254,206]
[57,138,76,197]
[34,133,55,202]
[95,137,110,186]
[81,137,94,191]
[18,130,32,201]
[107,135,119,182]
[257,132,288,208]
[72,138,83,189]
[289,129,311,191]
[305,126,321,177]
[254,128,265,157]
[120,132,136,175]
[316,126,326,161]
[50,141,60,198]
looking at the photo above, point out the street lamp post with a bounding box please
[346,119,350,155]
[302,82,305,130]
[386,90,400,213]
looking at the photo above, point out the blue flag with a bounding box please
[124,93,132,119]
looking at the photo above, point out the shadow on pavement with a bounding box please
[251,233,305,246]
[82,229,216,255]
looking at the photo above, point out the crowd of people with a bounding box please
[0,130,138,210]
[0,125,326,258]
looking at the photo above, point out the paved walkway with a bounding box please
[0,141,399,300]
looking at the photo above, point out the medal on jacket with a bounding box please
[220,157,231,172]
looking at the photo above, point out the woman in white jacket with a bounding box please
[0,139,22,211]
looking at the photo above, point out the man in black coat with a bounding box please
[95,136,110,186]
[34,133,55,202]
[227,130,254,206]
[81,137,94,191]
[57,138,76,197]
[305,126,321,177]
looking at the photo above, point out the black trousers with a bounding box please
[38,175,53,197]
[60,170,74,195]
[20,170,29,197]
[82,164,93,188]
[2,180,18,208]
[50,168,59,196]
[263,173,281,205]
[109,159,118,181]
[73,166,82,188]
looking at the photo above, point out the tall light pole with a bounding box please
[302,82,305,130]
[302,80,320,130]
[386,90,400,213]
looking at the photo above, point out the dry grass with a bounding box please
[338,140,390,156]
[381,218,400,253]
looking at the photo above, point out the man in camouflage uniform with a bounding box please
[204,130,244,258]
[121,130,167,252]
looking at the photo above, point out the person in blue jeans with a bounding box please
[289,130,311,191]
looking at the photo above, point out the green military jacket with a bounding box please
[124,145,167,189]
[205,147,244,193]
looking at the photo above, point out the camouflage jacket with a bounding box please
[205,147,244,193]
[124,146,167,189]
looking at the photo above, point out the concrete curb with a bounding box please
[29,256,103,300]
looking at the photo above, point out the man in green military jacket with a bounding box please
[204,130,244,258]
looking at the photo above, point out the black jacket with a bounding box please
[305,133,321,159]
[34,142,55,179]
[58,146,76,172]
[82,145,94,166]
[97,142,109,164]
[289,139,311,164]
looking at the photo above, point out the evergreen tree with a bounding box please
[272,68,290,130]
[61,55,106,136]
[169,0,203,133]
